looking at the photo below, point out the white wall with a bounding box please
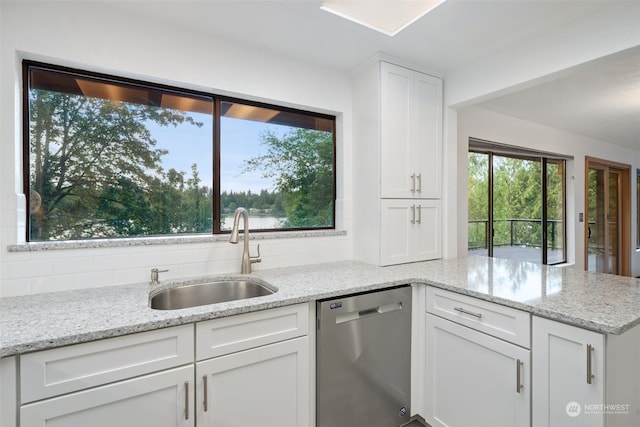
[440,0,640,274]
[457,106,640,276]
[445,1,640,108]
[0,1,353,296]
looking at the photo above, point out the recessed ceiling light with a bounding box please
[321,0,447,36]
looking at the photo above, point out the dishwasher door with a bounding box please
[317,285,412,427]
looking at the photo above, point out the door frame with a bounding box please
[584,156,631,276]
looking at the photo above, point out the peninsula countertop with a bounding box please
[2,256,640,357]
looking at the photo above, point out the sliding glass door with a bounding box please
[468,142,566,265]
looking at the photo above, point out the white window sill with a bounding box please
[7,229,346,252]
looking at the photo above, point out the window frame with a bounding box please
[22,60,337,242]
[468,139,568,265]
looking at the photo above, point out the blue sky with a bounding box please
[147,113,286,193]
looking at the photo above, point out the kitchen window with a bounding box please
[468,139,567,265]
[24,61,335,242]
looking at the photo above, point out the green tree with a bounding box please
[29,89,203,240]
[243,128,334,228]
[468,152,489,248]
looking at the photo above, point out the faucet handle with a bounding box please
[250,244,262,264]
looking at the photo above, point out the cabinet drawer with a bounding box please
[20,324,194,403]
[196,303,309,361]
[20,365,194,427]
[426,287,530,348]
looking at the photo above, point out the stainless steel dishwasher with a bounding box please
[317,285,412,427]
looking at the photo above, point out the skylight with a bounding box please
[321,0,447,36]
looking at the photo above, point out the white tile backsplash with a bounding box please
[1,225,352,296]
[0,278,31,297]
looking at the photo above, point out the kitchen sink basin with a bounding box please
[150,279,275,310]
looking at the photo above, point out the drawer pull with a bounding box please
[203,375,208,412]
[516,359,523,393]
[185,381,189,420]
[587,344,594,384]
[454,307,483,319]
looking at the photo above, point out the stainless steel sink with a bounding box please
[150,279,275,310]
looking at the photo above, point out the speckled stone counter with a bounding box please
[2,256,640,357]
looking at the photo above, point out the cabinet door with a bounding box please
[425,314,530,427]
[532,316,605,427]
[413,201,442,261]
[197,336,309,427]
[380,62,442,199]
[381,200,441,265]
[20,366,194,427]
[380,200,413,265]
[380,62,413,198]
[413,71,442,199]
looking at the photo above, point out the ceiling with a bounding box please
[475,46,640,150]
[110,0,639,150]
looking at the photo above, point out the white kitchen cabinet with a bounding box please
[21,365,194,427]
[195,304,311,427]
[380,61,442,199]
[381,199,441,265]
[18,325,195,427]
[12,304,313,427]
[353,58,443,266]
[533,316,604,427]
[196,303,308,360]
[425,313,530,427]
[20,324,194,403]
[196,336,309,427]
[532,316,640,427]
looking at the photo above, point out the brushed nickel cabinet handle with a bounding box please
[516,359,523,393]
[185,381,190,420]
[411,205,416,224]
[454,306,483,319]
[417,205,422,224]
[587,344,594,384]
[203,375,208,412]
[411,174,416,192]
[417,173,422,193]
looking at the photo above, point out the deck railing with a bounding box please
[468,219,563,250]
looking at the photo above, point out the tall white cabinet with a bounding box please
[353,59,443,266]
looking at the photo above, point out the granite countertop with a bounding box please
[2,256,640,357]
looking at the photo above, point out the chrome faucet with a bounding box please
[229,207,261,274]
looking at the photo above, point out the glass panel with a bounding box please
[219,101,335,231]
[492,155,542,263]
[587,167,606,272]
[28,65,213,241]
[545,160,565,264]
[608,170,620,274]
[467,152,489,256]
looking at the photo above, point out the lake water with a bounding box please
[221,216,286,230]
